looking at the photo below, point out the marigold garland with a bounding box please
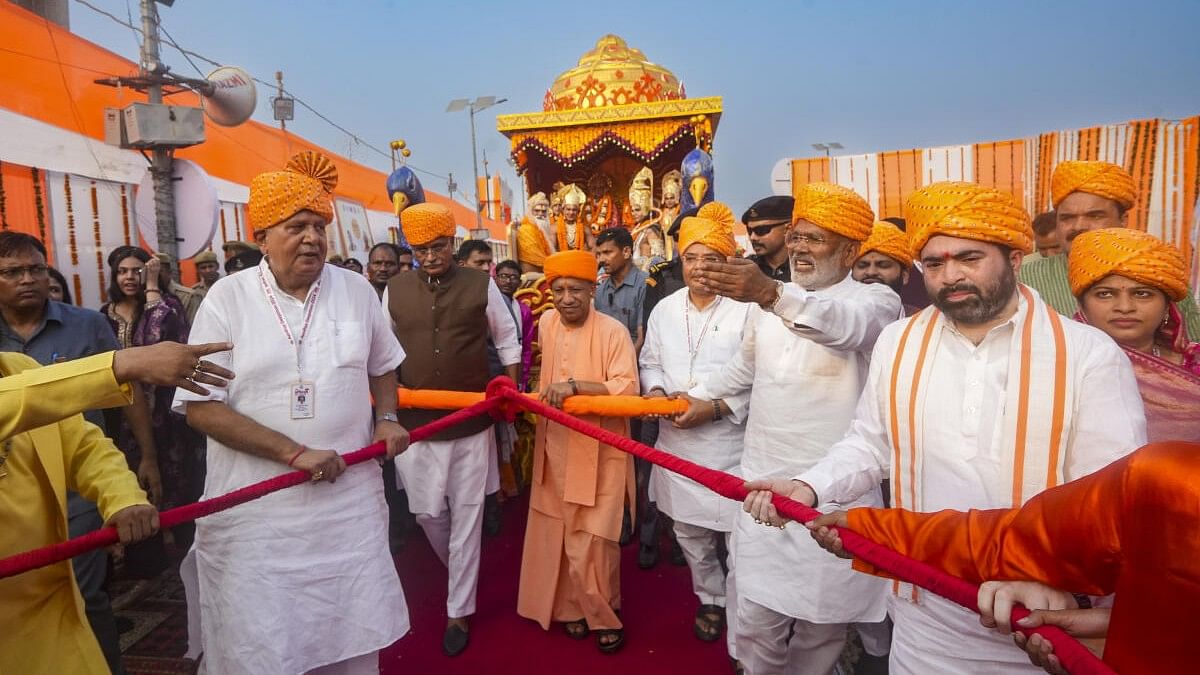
[63,173,78,265]
[0,161,8,230]
[554,216,588,252]
[397,388,689,417]
[91,182,105,298]
[119,183,131,245]
[32,167,48,244]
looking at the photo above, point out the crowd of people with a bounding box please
[0,150,1196,675]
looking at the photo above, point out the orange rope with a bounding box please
[397,388,689,417]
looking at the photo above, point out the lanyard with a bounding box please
[684,295,722,385]
[258,265,322,379]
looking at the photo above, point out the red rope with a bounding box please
[1,380,1113,674]
[0,396,502,580]
[498,387,1115,675]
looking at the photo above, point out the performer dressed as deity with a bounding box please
[513,192,557,274]
[554,184,595,253]
[628,167,669,272]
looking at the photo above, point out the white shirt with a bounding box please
[172,260,408,673]
[382,274,521,367]
[695,275,901,623]
[798,294,1146,667]
[639,288,752,531]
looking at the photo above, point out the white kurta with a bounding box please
[640,289,751,531]
[697,275,901,623]
[382,278,521,514]
[173,261,409,674]
[800,293,1147,672]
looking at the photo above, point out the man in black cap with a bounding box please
[743,196,793,282]
[223,249,263,275]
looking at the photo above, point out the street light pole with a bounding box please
[447,96,507,233]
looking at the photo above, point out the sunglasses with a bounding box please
[747,221,789,237]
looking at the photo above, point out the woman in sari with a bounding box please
[1068,228,1200,442]
[101,246,196,558]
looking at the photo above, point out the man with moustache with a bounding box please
[689,183,900,674]
[852,221,920,315]
[366,242,403,299]
[746,181,1147,674]
[515,192,557,273]
[743,196,793,282]
[1019,160,1200,337]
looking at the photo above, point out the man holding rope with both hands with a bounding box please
[173,152,412,675]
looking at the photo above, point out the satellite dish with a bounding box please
[202,66,257,127]
[134,159,219,259]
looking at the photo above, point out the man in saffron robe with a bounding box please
[746,181,1148,674]
[517,250,638,654]
[806,441,1198,675]
[515,192,556,274]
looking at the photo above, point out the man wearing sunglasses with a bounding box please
[743,196,794,283]
[385,204,521,657]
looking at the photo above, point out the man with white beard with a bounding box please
[689,183,900,675]
[515,192,557,274]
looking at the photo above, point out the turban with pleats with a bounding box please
[1068,227,1187,301]
[1051,160,1136,210]
[400,203,456,246]
[906,181,1033,255]
[791,182,874,242]
[248,151,337,235]
[544,250,598,284]
[859,221,913,268]
[679,201,737,257]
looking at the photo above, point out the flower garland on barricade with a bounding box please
[0,377,1113,675]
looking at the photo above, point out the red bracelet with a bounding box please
[286,446,306,467]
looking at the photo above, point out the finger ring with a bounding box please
[754,518,763,525]
[311,470,325,482]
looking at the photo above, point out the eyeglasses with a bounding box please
[785,232,829,247]
[681,254,724,265]
[0,264,50,281]
[411,240,451,259]
[747,221,789,237]
[495,273,520,282]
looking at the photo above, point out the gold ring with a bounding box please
[311,470,325,482]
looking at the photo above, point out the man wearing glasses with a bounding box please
[385,203,520,657]
[743,196,795,283]
[690,183,899,675]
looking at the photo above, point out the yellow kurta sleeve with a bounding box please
[0,352,132,440]
[59,414,148,521]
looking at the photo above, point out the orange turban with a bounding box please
[247,151,337,236]
[1067,228,1187,301]
[544,250,598,284]
[906,181,1033,255]
[400,203,456,246]
[791,182,875,241]
[1051,160,1136,210]
[679,201,737,257]
[859,221,913,268]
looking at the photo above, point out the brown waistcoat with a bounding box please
[387,265,493,440]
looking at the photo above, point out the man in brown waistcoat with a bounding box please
[385,203,521,657]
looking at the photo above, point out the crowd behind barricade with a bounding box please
[1,152,1196,675]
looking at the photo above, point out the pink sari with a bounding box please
[1077,305,1200,442]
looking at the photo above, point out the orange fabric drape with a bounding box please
[0,162,53,261]
[877,150,924,220]
[972,140,1025,202]
[1124,118,1160,233]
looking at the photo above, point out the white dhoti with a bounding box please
[395,428,494,617]
[888,594,1043,674]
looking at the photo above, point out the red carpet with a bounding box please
[381,494,732,674]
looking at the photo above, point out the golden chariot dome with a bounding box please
[544,34,685,111]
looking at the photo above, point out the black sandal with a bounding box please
[693,604,726,642]
[597,628,625,654]
[563,618,589,640]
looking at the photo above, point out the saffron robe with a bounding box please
[847,441,1199,675]
[517,308,638,630]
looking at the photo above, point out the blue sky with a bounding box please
[69,0,1200,215]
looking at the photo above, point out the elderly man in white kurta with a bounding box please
[173,153,412,675]
[747,182,1148,674]
[640,202,752,660]
[690,183,900,675]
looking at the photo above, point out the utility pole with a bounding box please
[139,0,178,278]
[275,71,286,132]
[482,149,491,220]
[468,104,482,228]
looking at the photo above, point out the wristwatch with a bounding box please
[376,412,399,424]
[762,280,785,312]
